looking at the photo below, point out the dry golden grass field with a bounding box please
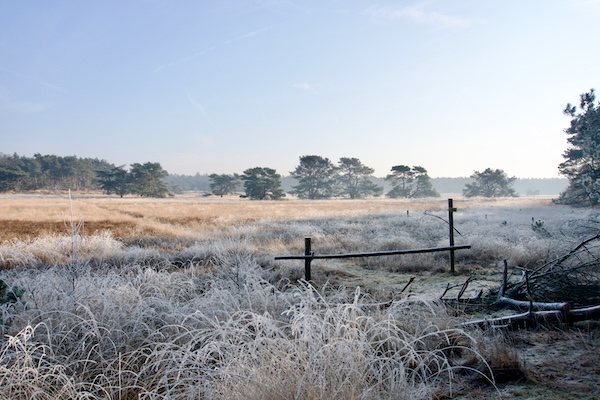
[0,192,554,242]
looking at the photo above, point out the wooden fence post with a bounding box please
[304,237,312,281]
[448,198,456,273]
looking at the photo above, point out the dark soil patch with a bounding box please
[0,220,155,241]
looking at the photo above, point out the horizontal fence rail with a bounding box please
[274,245,472,261]
[274,199,471,281]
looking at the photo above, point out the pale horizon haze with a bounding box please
[2,1,599,178]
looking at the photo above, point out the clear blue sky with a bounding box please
[1,0,598,178]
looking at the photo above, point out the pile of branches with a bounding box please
[506,234,600,307]
[461,234,600,329]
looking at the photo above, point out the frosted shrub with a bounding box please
[456,205,597,267]
[109,246,171,269]
[466,234,555,267]
[238,220,326,247]
[0,266,205,397]
[0,324,106,399]
[0,239,38,269]
[171,239,215,267]
[0,232,123,268]
[190,285,487,399]
[200,238,294,318]
[0,255,489,399]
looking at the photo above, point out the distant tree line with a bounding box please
[5,89,596,202]
[166,174,566,197]
[201,156,442,200]
[1,152,565,200]
[0,153,169,197]
[163,173,211,193]
[0,153,110,192]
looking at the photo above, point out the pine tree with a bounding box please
[558,89,600,206]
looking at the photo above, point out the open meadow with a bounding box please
[1,193,600,399]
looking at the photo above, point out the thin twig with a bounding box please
[399,276,415,294]
[423,211,462,236]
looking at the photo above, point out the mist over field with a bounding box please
[163,175,569,197]
[380,177,568,197]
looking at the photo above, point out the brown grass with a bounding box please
[0,193,554,242]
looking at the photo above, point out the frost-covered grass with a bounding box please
[0,195,598,398]
[0,248,493,399]
[2,199,596,273]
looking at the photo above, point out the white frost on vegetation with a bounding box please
[0,240,491,399]
[1,202,598,398]
[0,231,122,268]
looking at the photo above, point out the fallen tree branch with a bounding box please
[460,257,600,329]
[441,290,483,305]
[399,276,415,295]
[504,234,600,306]
[363,277,417,310]
[496,260,569,311]
[458,309,565,330]
[458,303,600,330]
[440,277,475,300]
[440,276,484,303]
[497,296,569,312]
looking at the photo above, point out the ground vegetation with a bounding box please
[0,195,599,398]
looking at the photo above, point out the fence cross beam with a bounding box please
[275,244,472,261]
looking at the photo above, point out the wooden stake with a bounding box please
[448,199,456,273]
[304,237,312,282]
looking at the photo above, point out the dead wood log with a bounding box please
[566,304,600,322]
[458,304,600,330]
[497,296,569,312]
[458,309,566,330]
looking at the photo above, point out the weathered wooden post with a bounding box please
[304,237,312,281]
[448,199,456,273]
